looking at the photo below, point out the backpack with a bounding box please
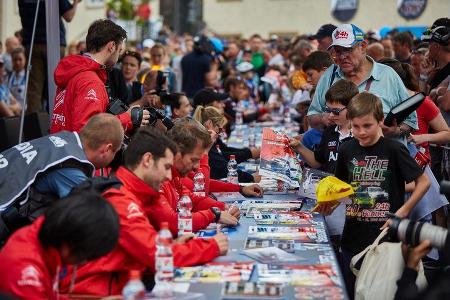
[0,176,122,247]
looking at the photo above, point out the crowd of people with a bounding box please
[0,4,449,299]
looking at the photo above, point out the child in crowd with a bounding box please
[291,79,357,173]
[321,92,430,298]
[299,51,334,150]
[7,47,26,106]
[291,79,358,256]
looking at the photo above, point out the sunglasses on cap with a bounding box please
[324,105,346,115]
[121,50,142,64]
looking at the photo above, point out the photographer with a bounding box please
[395,239,450,299]
[50,19,150,134]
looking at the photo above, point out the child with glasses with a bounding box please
[290,79,358,258]
[290,79,357,173]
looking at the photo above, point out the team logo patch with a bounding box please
[17,265,42,287]
[85,89,99,101]
[127,202,143,219]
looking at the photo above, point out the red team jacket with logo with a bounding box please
[50,55,132,133]
[59,167,220,296]
[0,218,64,300]
[145,166,226,236]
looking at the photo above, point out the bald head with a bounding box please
[80,113,124,151]
[5,37,20,54]
[367,42,385,62]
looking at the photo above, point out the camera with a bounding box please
[151,71,173,106]
[387,214,449,250]
[108,97,174,130]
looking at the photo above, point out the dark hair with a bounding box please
[378,58,419,92]
[39,191,119,263]
[11,46,25,58]
[224,76,246,92]
[167,119,211,154]
[347,92,384,122]
[167,92,187,110]
[121,50,142,65]
[392,32,414,49]
[325,79,359,106]
[124,127,178,170]
[303,51,334,72]
[86,19,127,53]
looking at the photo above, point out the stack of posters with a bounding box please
[174,261,254,283]
[223,282,284,299]
[247,225,328,244]
[257,264,339,286]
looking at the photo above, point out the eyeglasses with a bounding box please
[324,106,346,115]
[331,44,358,58]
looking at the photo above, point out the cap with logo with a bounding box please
[315,176,354,203]
[422,26,449,46]
[328,24,365,50]
[310,24,337,40]
[193,88,229,107]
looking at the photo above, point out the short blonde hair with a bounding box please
[80,113,124,151]
[347,92,384,122]
[193,105,227,128]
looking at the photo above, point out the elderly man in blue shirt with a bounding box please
[307,24,417,142]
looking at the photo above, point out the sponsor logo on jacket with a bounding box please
[127,202,143,219]
[17,265,42,287]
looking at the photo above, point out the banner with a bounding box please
[331,0,358,22]
[397,0,427,20]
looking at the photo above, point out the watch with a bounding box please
[210,207,221,223]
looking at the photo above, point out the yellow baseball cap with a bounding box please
[315,176,354,203]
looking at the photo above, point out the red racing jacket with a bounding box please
[50,54,132,133]
[182,153,241,194]
[0,217,65,300]
[59,166,220,296]
[145,166,226,237]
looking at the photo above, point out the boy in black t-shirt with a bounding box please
[326,92,430,298]
[291,79,358,257]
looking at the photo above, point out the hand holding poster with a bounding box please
[259,128,301,188]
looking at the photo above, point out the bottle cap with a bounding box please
[160,222,169,229]
[129,270,141,279]
[230,154,236,159]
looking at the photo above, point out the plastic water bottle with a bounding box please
[178,193,193,236]
[122,270,145,300]
[248,123,256,148]
[227,155,239,184]
[193,171,206,197]
[154,222,174,298]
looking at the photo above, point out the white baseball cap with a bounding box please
[328,24,365,50]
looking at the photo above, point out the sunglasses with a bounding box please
[324,106,346,115]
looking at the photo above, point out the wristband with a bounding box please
[210,207,221,223]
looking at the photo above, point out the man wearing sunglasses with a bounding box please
[307,24,417,143]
